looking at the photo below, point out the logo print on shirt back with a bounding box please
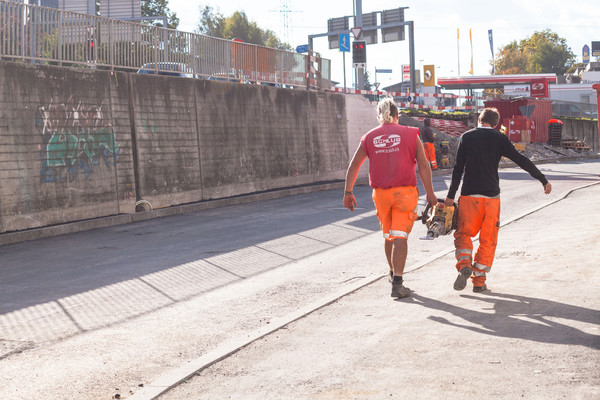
[373,134,401,149]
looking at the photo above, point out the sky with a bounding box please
[168,0,599,89]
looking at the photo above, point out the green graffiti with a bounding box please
[139,112,158,133]
[37,96,121,182]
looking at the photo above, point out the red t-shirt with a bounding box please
[360,123,418,189]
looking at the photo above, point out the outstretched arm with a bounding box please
[343,144,367,211]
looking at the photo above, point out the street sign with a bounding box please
[296,44,308,53]
[402,64,410,82]
[375,69,392,73]
[351,27,363,39]
[339,33,350,52]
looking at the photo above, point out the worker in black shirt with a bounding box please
[420,118,437,170]
[444,107,552,293]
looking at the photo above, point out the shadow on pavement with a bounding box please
[409,292,600,350]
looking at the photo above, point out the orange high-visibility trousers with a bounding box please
[423,142,437,170]
[454,195,501,286]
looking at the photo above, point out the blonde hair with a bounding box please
[376,97,399,124]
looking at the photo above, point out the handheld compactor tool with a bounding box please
[419,198,458,240]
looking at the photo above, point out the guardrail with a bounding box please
[551,100,598,120]
[328,87,485,111]
[0,0,330,89]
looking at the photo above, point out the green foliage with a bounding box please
[195,5,291,50]
[495,41,528,74]
[196,5,225,37]
[492,29,575,75]
[141,0,180,29]
[400,108,473,122]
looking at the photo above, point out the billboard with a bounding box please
[402,64,410,82]
[423,65,435,86]
[381,8,405,43]
[592,41,600,57]
[327,16,350,49]
[354,12,378,45]
[100,0,141,19]
[530,78,548,98]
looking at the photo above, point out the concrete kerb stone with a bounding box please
[127,180,600,400]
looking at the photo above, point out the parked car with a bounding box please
[207,73,246,83]
[552,102,597,119]
[136,62,194,78]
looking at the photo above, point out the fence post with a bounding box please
[305,52,310,91]
[593,84,600,153]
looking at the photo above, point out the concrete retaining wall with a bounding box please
[561,118,599,152]
[0,61,377,234]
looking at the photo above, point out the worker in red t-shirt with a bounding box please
[343,97,438,298]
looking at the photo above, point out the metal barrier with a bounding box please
[551,100,598,120]
[0,0,330,89]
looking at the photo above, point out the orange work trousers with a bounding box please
[423,142,437,170]
[454,195,500,286]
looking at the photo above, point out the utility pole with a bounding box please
[355,0,364,90]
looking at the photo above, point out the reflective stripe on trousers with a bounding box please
[454,196,500,275]
[423,142,437,169]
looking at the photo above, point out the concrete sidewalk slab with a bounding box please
[159,183,600,400]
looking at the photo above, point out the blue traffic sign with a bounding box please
[339,33,350,52]
[296,44,308,53]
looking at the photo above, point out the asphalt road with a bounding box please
[0,159,599,400]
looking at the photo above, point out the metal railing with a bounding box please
[0,0,331,89]
[551,100,598,119]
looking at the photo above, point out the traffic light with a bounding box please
[87,39,95,61]
[352,40,366,64]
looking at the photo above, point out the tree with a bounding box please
[492,29,575,75]
[196,5,225,37]
[494,41,528,75]
[196,5,290,50]
[141,0,179,30]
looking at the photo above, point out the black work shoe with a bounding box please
[391,282,411,298]
[473,284,488,293]
[453,266,472,291]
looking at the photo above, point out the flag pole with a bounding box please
[457,28,460,77]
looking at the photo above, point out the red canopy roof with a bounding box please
[437,74,557,90]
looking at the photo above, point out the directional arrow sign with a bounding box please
[339,33,350,52]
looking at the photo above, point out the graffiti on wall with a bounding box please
[35,95,121,182]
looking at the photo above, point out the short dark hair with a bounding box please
[479,108,500,128]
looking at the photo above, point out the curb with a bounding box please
[0,181,346,247]
[127,180,600,400]
[2,156,597,247]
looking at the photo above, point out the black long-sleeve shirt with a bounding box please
[447,127,548,199]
